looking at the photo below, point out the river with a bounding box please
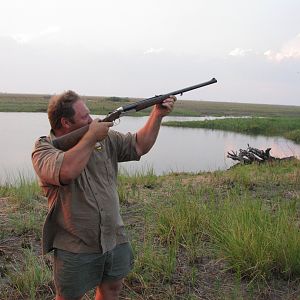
[1,112,299,183]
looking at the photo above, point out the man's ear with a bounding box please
[61,117,72,129]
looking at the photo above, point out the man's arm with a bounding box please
[135,97,176,156]
[59,120,113,184]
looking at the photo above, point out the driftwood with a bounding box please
[227,144,295,165]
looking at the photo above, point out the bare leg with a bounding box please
[95,279,123,300]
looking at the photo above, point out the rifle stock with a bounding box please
[52,78,217,151]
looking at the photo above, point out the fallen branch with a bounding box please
[227,144,295,165]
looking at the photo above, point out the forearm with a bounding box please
[59,132,96,184]
[136,108,163,156]
[58,119,113,184]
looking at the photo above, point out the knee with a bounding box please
[97,279,123,298]
[107,280,123,294]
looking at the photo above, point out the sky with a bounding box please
[1,0,300,106]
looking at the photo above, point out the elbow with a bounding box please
[135,133,156,156]
[59,168,75,185]
[135,144,150,157]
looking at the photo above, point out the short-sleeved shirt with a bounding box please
[32,130,140,255]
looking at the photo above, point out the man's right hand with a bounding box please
[85,119,113,144]
[59,119,113,184]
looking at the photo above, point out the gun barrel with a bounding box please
[123,78,217,112]
[168,78,217,96]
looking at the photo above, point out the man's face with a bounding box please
[69,100,93,131]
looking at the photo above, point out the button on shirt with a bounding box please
[32,130,140,254]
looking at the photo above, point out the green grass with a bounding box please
[7,248,52,300]
[1,92,300,118]
[1,161,300,299]
[145,183,300,282]
[285,129,300,143]
[0,172,41,207]
[117,167,159,205]
[163,117,300,144]
[125,160,300,298]
[0,94,50,112]
[209,197,300,281]
[0,174,47,239]
[155,189,209,263]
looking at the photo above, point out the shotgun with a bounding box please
[52,78,217,151]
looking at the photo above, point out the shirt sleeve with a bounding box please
[31,137,65,186]
[108,130,141,162]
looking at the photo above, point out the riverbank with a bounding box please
[1,92,300,117]
[1,160,299,299]
[163,117,300,144]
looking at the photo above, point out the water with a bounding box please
[1,112,299,182]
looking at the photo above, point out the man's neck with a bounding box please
[52,128,69,138]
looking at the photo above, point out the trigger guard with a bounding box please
[113,118,120,126]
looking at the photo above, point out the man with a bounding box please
[32,90,176,300]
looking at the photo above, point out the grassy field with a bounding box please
[1,92,300,117]
[1,160,300,299]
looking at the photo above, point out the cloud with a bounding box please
[264,34,300,62]
[4,26,60,44]
[229,48,253,57]
[143,47,164,54]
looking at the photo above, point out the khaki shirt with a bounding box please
[32,130,140,254]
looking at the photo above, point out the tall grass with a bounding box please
[0,172,41,208]
[209,197,300,281]
[155,189,210,262]
[7,248,52,299]
[0,173,46,238]
[154,196,300,281]
[117,167,158,204]
[143,167,300,283]
[285,129,300,143]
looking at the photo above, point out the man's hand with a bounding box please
[85,119,113,144]
[59,119,113,184]
[154,96,176,118]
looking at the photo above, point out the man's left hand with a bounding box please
[155,96,176,117]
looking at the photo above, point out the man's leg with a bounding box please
[55,295,83,300]
[94,242,134,300]
[95,279,123,300]
[54,249,107,300]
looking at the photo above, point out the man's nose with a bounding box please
[88,115,93,123]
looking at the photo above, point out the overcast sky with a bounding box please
[1,0,300,105]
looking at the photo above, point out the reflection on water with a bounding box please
[0,112,299,182]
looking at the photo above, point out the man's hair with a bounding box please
[48,90,81,130]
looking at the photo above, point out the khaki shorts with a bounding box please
[53,242,134,298]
